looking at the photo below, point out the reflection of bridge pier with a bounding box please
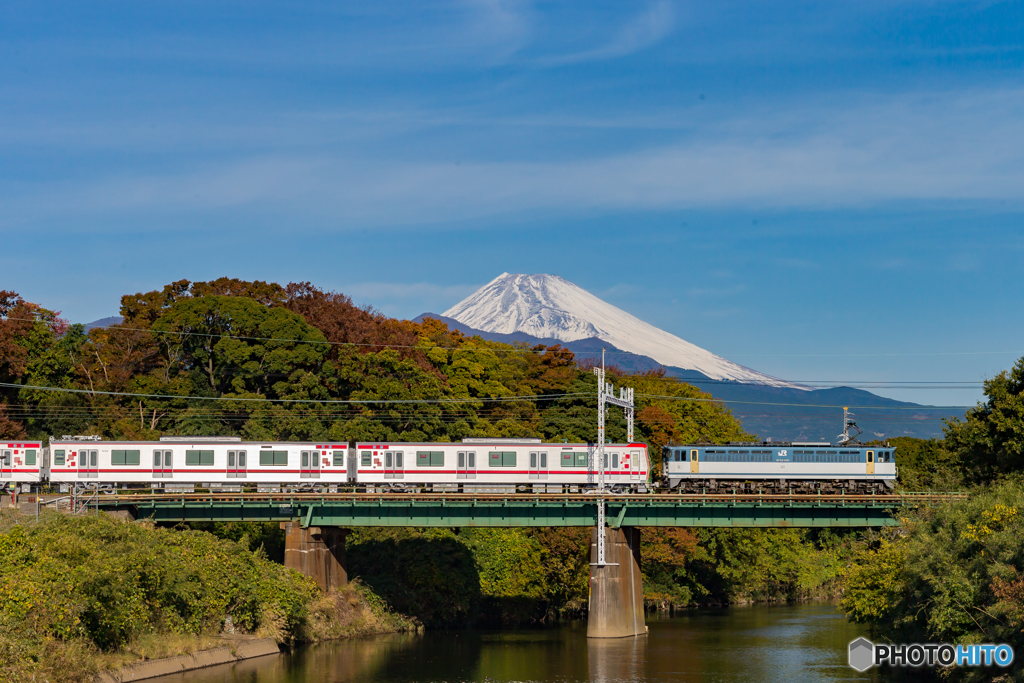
[588,623,647,680]
[588,526,646,638]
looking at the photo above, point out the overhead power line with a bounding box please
[0,382,587,405]
[0,381,975,410]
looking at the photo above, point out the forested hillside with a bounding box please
[0,278,750,471]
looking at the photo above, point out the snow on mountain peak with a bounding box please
[443,273,803,388]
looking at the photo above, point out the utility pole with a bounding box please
[592,348,635,566]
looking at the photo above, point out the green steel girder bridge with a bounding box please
[89,490,960,639]
[94,491,958,529]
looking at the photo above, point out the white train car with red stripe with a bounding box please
[0,441,44,485]
[7,437,651,492]
[354,439,650,492]
[46,437,352,488]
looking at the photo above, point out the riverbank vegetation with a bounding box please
[840,357,1024,682]
[0,513,414,683]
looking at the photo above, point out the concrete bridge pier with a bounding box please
[587,526,646,638]
[281,522,349,591]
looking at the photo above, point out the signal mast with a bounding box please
[592,348,634,566]
[837,407,863,446]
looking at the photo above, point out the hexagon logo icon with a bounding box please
[848,637,874,672]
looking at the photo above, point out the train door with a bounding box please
[690,449,699,474]
[384,450,404,480]
[866,451,875,476]
[78,449,98,478]
[457,451,476,479]
[300,450,321,479]
[630,449,642,481]
[529,451,548,479]
[0,449,10,480]
[152,449,173,478]
[227,450,247,478]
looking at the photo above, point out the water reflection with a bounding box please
[152,603,891,683]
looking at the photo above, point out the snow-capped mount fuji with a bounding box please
[443,273,804,389]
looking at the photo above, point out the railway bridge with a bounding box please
[93,491,953,638]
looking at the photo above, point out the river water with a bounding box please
[155,603,892,683]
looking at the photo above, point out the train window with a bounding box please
[541,452,548,467]
[530,452,537,468]
[458,452,466,467]
[301,452,309,467]
[186,450,215,466]
[54,450,65,466]
[395,452,404,467]
[691,450,698,462]
[469,452,476,467]
[239,452,246,466]
[489,451,516,467]
[561,452,573,467]
[417,451,444,467]
[385,452,393,467]
[611,452,617,468]
[153,452,161,467]
[867,451,874,462]
[333,450,345,466]
[259,450,288,466]
[360,450,371,466]
[228,452,235,466]
[25,449,36,466]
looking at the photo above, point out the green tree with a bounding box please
[945,356,1024,482]
[152,295,328,398]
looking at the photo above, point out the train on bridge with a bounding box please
[1,436,896,494]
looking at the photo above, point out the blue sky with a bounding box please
[2,1,1022,407]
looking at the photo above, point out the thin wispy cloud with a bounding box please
[538,1,674,65]
[3,86,1022,232]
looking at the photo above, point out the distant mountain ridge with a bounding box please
[84,316,123,331]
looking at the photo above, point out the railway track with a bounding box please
[93,491,966,505]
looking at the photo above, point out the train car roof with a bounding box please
[665,442,892,449]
